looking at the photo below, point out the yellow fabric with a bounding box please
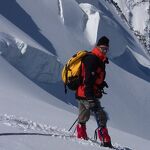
[62,50,87,84]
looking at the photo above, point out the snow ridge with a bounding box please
[0,33,62,83]
[58,0,64,24]
[80,3,100,46]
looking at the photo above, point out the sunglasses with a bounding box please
[100,46,109,53]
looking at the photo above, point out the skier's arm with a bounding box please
[83,56,97,99]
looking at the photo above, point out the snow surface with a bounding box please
[0,0,150,150]
[0,55,150,150]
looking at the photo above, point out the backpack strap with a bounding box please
[64,64,68,94]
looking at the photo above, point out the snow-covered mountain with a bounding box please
[112,0,150,55]
[0,0,150,150]
[113,0,149,34]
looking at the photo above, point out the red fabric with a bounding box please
[76,47,106,99]
[98,128,111,143]
[76,123,88,140]
[76,63,86,98]
[91,47,107,62]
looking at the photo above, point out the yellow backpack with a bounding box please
[62,50,88,93]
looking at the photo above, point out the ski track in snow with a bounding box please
[0,114,130,150]
[0,114,69,135]
[0,114,101,148]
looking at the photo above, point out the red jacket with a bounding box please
[76,47,107,100]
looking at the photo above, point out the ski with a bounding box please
[88,138,133,150]
[0,132,75,138]
[0,132,132,150]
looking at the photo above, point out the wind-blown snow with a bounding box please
[80,3,100,46]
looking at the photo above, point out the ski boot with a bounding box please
[76,123,88,140]
[97,127,113,148]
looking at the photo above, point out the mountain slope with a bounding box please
[0,55,150,150]
[112,0,150,54]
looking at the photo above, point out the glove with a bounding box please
[99,81,108,89]
[104,57,109,64]
[97,81,108,95]
[101,81,109,88]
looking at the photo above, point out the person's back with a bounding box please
[75,36,112,148]
[76,47,107,100]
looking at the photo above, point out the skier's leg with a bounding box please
[91,100,108,127]
[92,100,112,147]
[76,100,90,140]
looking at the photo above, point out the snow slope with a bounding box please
[0,0,150,149]
[0,55,150,150]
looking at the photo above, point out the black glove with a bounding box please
[99,81,108,89]
[102,81,109,88]
[104,57,109,64]
[97,81,108,95]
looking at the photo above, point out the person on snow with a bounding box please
[76,36,112,148]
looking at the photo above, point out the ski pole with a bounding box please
[68,109,85,132]
[68,117,78,132]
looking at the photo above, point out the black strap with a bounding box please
[64,64,68,94]
[64,84,67,94]
[94,127,105,145]
[94,128,99,141]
